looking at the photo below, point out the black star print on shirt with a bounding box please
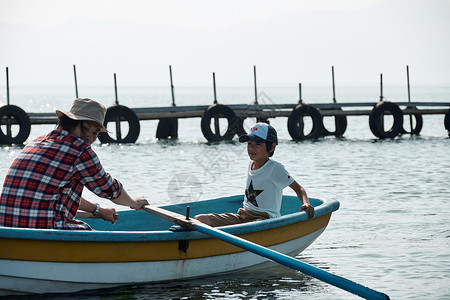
[245,180,264,207]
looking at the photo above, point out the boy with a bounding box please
[195,122,314,227]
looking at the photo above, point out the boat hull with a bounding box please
[0,195,339,295]
[0,229,325,295]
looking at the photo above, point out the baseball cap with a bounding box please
[239,122,278,144]
[56,98,108,132]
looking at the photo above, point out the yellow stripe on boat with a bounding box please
[0,214,331,263]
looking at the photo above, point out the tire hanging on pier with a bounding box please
[156,118,178,139]
[287,104,323,140]
[445,109,450,137]
[369,101,403,138]
[400,106,423,135]
[201,104,237,142]
[98,105,140,144]
[321,108,347,137]
[0,105,31,144]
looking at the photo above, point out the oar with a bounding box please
[76,211,119,220]
[143,205,389,300]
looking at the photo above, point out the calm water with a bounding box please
[1,85,449,299]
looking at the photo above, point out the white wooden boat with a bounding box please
[0,195,339,296]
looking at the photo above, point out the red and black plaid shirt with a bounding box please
[0,127,123,230]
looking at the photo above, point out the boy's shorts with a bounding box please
[200,208,270,227]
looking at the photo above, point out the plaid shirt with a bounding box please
[0,127,123,230]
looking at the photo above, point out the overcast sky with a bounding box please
[1,0,450,87]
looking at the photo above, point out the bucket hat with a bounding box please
[239,122,278,144]
[56,98,108,132]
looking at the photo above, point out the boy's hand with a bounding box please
[300,204,315,219]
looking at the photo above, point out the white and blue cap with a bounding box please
[239,122,278,144]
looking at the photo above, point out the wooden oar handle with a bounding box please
[143,205,199,230]
[77,211,119,220]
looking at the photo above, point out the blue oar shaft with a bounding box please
[142,205,389,299]
[196,223,389,300]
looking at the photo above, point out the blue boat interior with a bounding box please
[0,195,339,241]
[83,195,323,232]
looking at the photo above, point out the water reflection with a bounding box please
[110,263,330,300]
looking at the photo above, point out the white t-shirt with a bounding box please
[243,159,295,218]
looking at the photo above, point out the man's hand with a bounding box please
[99,207,119,224]
[130,196,149,210]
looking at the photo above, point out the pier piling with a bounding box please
[73,65,79,98]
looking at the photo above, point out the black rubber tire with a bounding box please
[369,101,403,139]
[400,107,423,135]
[156,118,178,139]
[0,105,31,144]
[287,104,323,140]
[445,109,450,137]
[321,108,348,137]
[201,104,237,142]
[288,104,323,140]
[98,105,140,144]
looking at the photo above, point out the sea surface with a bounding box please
[1,85,449,299]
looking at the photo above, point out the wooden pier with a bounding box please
[1,65,450,144]
[1,101,448,144]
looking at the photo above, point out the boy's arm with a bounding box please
[289,180,315,219]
